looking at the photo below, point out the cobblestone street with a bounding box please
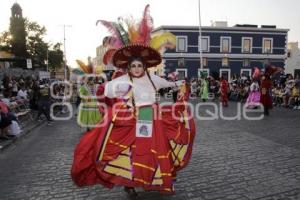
[0,102,300,200]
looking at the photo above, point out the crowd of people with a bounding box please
[185,73,300,110]
[0,75,67,141]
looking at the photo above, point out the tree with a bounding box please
[1,18,63,70]
[24,20,63,70]
[0,31,12,52]
[24,19,48,68]
[48,43,64,71]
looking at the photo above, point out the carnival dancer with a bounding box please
[200,77,209,102]
[260,74,272,116]
[260,65,282,116]
[246,67,261,109]
[220,76,229,107]
[76,60,102,130]
[71,5,196,196]
[246,81,261,109]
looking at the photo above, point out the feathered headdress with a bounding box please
[76,59,93,74]
[264,64,283,77]
[96,4,176,68]
[252,67,261,80]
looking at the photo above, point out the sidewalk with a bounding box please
[0,114,48,153]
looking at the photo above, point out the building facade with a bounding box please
[154,23,289,80]
[286,42,300,77]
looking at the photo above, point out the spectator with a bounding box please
[17,85,28,100]
[290,83,300,109]
[12,79,18,97]
[0,106,13,140]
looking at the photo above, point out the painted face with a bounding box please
[129,60,145,77]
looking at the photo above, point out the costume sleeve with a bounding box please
[104,77,131,98]
[151,74,176,89]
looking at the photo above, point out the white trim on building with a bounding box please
[164,53,285,59]
[220,36,232,53]
[176,36,188,52]
[176,68,188,79]
[219,68,231,81]
[155,25,289,33]
[198,36,210,52]
[242,37,253,53]
[262,37,273,54]
[240,69,252,76]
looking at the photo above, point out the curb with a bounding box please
[0,120,45,153]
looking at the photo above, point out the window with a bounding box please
[220,69,231,81]
[222,57,229,66]
[199,36,210,52]
[221,37,231,53]
[202,58,208,67]
[176,36,187,52]
[263,38,273,53]
[243,59,250,67]
[176,69,187,80]
[178,58,185,67]
[241,69,251,77]
[242,37,252,53]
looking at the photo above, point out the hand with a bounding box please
[175,80,185,87]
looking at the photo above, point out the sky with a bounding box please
[0,0,299,67]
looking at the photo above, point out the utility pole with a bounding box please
[46,48,49,72]
[198,0,203,73]
[59,24,72,81]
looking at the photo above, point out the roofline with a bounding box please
[154,25,289,33]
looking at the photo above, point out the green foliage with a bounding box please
[1,17,63,70]
[0,31,12,52]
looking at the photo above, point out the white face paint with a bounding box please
[129,60,145,77]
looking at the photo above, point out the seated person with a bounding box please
[290,84,300,109]
[0,106,13,140]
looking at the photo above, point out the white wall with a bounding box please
[286,42,300,75]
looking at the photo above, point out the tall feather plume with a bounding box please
[76,60,92,74]
[150,32,176,51]
[115,18,130,45]
[123,16,139,43]
[136,4,153,45]
[96,20,124,48]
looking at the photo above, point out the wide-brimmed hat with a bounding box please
[112,44,161,68]
[96,5,175,69]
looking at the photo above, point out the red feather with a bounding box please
[252,67,261,79]
[136,4,153,45]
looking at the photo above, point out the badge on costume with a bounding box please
[136,120,153,137]
[136,106,153,138]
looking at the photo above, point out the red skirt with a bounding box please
[71,103,196,194]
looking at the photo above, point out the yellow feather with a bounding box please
[76,60,90,74]
[124,17,139,43]
[150,32,176,50]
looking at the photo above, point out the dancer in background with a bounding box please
[220,76,229,107]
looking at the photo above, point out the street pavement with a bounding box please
[0,101,300,200]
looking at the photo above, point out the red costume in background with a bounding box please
[260,78,272,109]
[220,79,229,107]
